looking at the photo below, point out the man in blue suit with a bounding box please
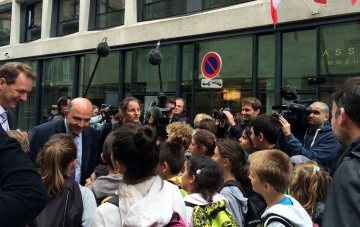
[29,98,99,185]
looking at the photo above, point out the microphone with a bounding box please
[96,37,110,57]
[272,104,288,110]
[147,39,163,66]
[150,106,162,120]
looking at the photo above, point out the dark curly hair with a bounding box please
[186,156,222,202]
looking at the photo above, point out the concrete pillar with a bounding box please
[79,0,90,32]
[124,0,137,26]
[10,0,21,45]
[41,0,53,39]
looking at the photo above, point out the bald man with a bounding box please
[278,101,340,169]
[29,98,99,185]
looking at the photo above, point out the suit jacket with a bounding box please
[28,119,99,185]
[8,109,17,130]
[0,126,48,226]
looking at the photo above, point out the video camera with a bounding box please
[213,107,235,120]
[146,92,173,127]
[101,104,118,116]
[272,86,316,129]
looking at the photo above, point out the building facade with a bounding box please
[0,0,359,132]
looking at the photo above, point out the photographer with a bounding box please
[217,97,261,140]
[278,101,339,170]
[89,105,107,132]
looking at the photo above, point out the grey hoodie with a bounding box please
[87,173,123,205]
[220,186,248,227]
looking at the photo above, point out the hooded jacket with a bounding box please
[91,176,187,227]
[322,136,360,227]
[282,125,339,169]
[184,193,229,227]
[260,195,312,227]
[87,173,123,205]
[220,186,248,227]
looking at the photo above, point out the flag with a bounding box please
[270,0,281,25]
[352,0,357,5]
[314,0,327,4]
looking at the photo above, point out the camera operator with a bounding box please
[217,97,261,140]
[278,101,339,170]
[172,98,191,124]
[90,105,107,132]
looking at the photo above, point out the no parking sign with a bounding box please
[201,52,222,79]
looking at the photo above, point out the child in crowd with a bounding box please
[291,161,331,224]
[182,155,237,227]
[92,125,186,226]
[87,133,123,205]
[156,141,188,197]
[189,130,216,157]
[166,122,193,150]
[213,139,253,226]
[28,134,96,227]
[248,149,312,227]
[239,126,255,161]
[6,130,30,153]
[85,164,109,186]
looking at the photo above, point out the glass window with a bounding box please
[26,2,42,41]
[78,52,120,109]
[132,44,177,93]
[58,0,79,36]
[0,11,11,46]
[258,34,275,114]
[18,61,38,133]
[124,51,132,96]
[319,21,360,103]
[192,36,253,118]
[40,57,75,124]
[282,29,316,104]
[202,0,254,10]
[143,0,186,21]
[96,0,125,29]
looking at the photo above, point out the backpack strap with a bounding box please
[219,180,249,197]
[246,215,294,227]
[184,201,196,207]
[106,195,119,207]
[111,121,119,131]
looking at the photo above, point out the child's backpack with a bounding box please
[219,180,267,226]
[185,200,239,227]
[106,195,186,227]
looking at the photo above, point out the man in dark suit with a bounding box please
[29,98,99,185]
[0,62,37,130]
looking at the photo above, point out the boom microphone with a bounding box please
[150,106,162,120]
[96,37,110,57]
[147,40,163,66]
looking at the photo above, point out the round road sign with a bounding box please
[201,52,222,79]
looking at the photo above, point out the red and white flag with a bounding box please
[314,0,327,4]
[270,0,281,25]
[352,0,357,5]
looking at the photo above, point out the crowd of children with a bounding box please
[14,98,333,227]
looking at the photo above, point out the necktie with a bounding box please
[1,112,8,131]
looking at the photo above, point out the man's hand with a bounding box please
[279,116,292,136]
[223,110,236,127]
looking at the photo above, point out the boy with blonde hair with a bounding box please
[248,150,312,227]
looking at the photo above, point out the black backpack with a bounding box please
[246,215,294,227]
[220,180,267,226]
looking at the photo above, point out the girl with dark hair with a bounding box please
[182,156,236,227]
[92,125,187,226]
[213,139,253,227]
[189,130,216,157]
[239,126,255,161]
[28,134,97,227]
